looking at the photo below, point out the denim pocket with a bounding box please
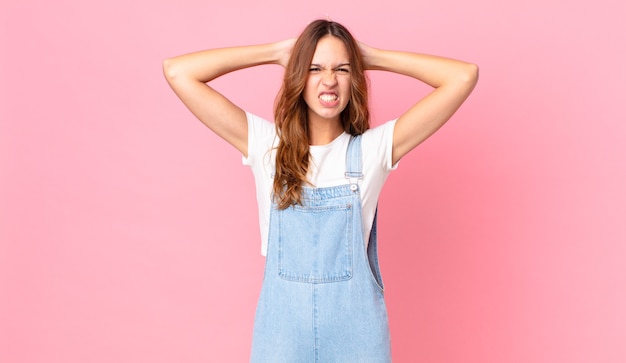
[277,203,353,283]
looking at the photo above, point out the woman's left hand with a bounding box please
[357,41,375,70]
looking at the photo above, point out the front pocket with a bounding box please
[278,204,353,283]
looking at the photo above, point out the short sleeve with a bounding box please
[242,112,276,167]
[362,119,399,174]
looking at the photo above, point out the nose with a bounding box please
[322,69,337,86]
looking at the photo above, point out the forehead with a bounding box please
[311,35,350,65]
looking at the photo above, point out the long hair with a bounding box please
[272,20,370,209]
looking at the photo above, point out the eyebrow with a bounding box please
[310,63,351,68]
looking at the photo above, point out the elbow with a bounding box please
[442,62,478,90]
[463,62,479,86]
[162,57,179,82]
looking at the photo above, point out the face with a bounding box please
[303,35,352,125]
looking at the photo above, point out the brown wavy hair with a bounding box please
[272,20,370,209]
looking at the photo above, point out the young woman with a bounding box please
[164,19,478,362]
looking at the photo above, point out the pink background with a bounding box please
[2,0,625,362]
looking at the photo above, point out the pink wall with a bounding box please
[2,0,625,362]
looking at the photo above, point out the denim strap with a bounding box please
[345,135,363,191]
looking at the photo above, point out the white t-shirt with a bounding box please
[243,112,398,256]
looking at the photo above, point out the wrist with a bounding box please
[271,38,295,68]
[363,47,385,71]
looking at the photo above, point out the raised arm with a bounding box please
[162,40,294,156]
[361,45,479,165]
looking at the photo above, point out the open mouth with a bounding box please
[319,94,338,102]
[318,92,339,105]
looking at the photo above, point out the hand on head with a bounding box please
[276,38,296,68]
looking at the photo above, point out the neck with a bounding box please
[308,118,344,145]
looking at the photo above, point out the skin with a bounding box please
[163,33,478,165]
[302,35,352,146]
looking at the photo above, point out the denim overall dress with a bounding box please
[250,136,392,362]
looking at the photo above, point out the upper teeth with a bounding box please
[320,94,337,102]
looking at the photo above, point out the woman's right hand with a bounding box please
[274,38,296,68]
[162,38,299,157]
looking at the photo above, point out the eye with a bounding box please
[336,67,350,74]
[309,66,322,72]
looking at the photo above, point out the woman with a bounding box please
[164,19,477,362]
